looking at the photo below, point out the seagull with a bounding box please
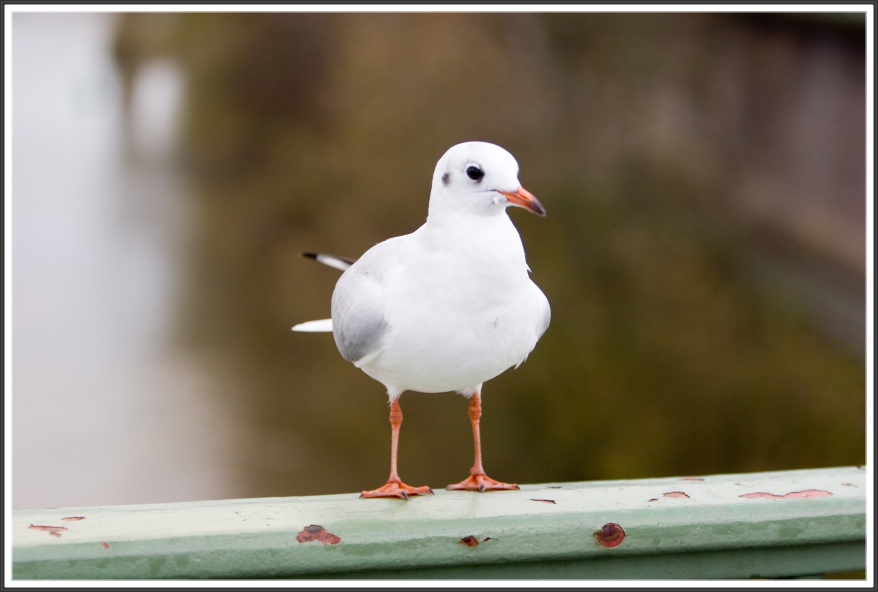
[293,141,550,499]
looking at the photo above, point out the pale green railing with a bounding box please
[12,466,867,580]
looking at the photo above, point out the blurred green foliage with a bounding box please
[113,11,865,498]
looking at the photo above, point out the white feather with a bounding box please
[292,318,334,332]
[311,254,354,272]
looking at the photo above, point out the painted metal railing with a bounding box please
[12,466,867,580]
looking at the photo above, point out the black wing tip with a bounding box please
[301,252,319,260]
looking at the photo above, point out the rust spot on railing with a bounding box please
[28,525,68,538]
[595,523,625,548]
[296,524,340,545]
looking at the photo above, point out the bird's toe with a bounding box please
[360,480,433,500]
[447,472,519,492]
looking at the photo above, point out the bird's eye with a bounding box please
[466,165,484,181]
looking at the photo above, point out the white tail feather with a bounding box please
[303,252,355,272]
[292,318,334,332]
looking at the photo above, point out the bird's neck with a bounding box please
[419,210,528,271]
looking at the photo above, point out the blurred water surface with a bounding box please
[12,13,239,509]
[11,10,867,509]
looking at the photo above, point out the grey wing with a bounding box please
[330,234,411,366]
[330,238,405,366]
[331,269,387,366]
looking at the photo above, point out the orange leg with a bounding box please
[447,391,519,492]
[361,398,433,500]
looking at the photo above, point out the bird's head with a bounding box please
[428,141,545,221]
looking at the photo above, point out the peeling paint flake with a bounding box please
[648,491,690,502]
[739,489,832,500]
[530,498,557,504]
[61,516,86,522]
[28,524,68,538]
[296,524,341,545]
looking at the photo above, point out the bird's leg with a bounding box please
[360,398,433,500]
[447,391,519,492]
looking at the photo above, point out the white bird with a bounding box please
[293,141,550,499]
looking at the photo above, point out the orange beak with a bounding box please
[498,187,546,216]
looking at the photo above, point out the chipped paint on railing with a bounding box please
[12,466,867,580]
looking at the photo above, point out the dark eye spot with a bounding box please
[466,166,484,182]
[441,172,451,186]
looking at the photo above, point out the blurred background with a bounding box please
[12,10,866,510]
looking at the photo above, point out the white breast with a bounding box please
[358,215,550,394]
